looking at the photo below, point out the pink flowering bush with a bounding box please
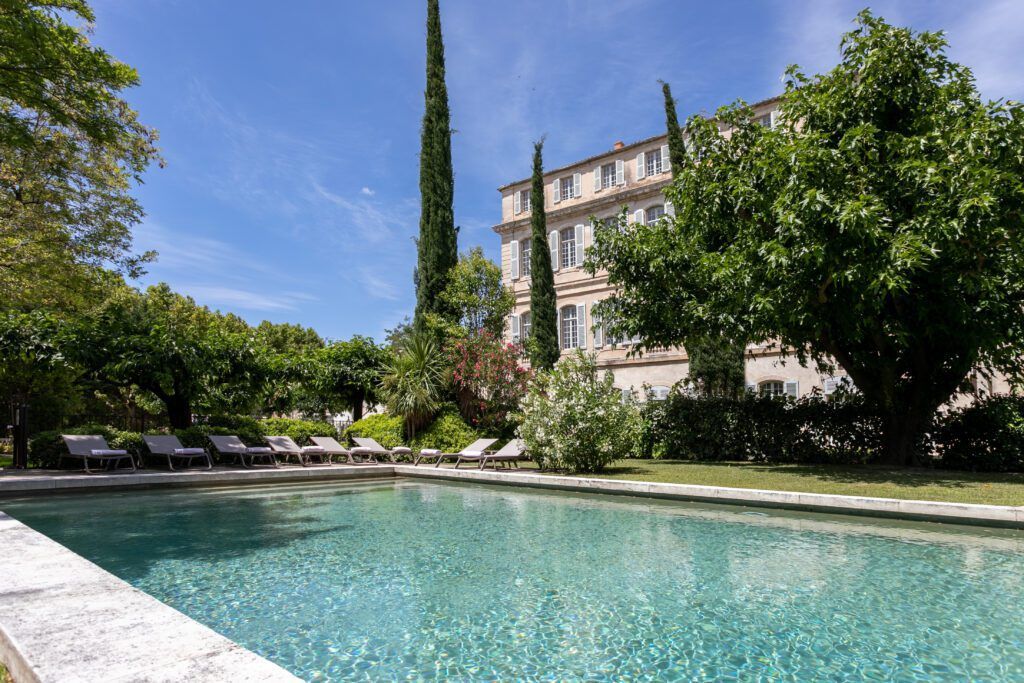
[449,331,531,435]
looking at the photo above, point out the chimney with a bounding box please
[613,140,624,150]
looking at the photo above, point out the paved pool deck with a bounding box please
[1,462,1021,682]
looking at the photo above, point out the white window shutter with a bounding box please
[573,172,582,198]
[634,208,645,225]
[513,191,521,215]
[574,224,584,265]
[556,307,563,349]
[616,159,625,185]
[770,109,779,129]
[593,166,602,192]
[665,201,675,217]
[636,152,646,180]
[553,178,561,204]
[785,380,799,398]
[549,230,559,271]
[661,144,670,172]
[593,308,603,348]
[511,314,520,343]
[510,240,520,280]
[576,303,586,349]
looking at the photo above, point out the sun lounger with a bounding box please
[142,434,213,471]
[207,435,279,468]
[60,435,137,474]
[417,438,499,467]
[464,439,527,470]
[351,437,412,463]
[309,436,377,464]
[264,435,332,466]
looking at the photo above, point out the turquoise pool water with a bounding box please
[3,480,1024,681]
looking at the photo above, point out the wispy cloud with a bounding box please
[179,286,316,312]
[360,186,375,196]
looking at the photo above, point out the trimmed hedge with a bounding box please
[29,424,146,469]
[933,396,1024,472]
[343,405,481,459]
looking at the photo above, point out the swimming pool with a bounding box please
[3,479,1023,681]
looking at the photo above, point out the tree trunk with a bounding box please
[878,405,929,467]
[351,390,365,423]
[165,395,192,429]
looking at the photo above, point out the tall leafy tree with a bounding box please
[591,12,1024,465]
[662,81,746,398]
[0,1,160,310]
[437,247,514,339]
[412,0,458,329]
[527,139,560,370]
[81,284,265,428]
[307,336,389,422]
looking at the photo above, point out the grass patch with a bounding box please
[0,455,12,468]
[514,459,1024,506]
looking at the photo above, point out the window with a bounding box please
[600,163,617,190]
[645,148,663,177]
[560,175,575,201]
[560,305,579,349]
[521,238,532,277]
[756,113,773,128]
[645,205,665,225]
[560,227,577,269]
[521,311,532,341]
[759,380,785,398]
[649,386,671,401]
[519,190,531,213]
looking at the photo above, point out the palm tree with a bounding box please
[380,333,447,439]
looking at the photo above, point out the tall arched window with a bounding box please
[521,311,532,341]
[758,380,785,398]
[645,205,665,225]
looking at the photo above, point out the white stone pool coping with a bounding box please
[0,512,300,683]
[0,463,1021,682]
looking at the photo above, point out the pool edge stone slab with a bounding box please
[393,466,1024,529]
[0,512,301,683]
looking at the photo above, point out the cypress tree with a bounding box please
[413,0,458,330]
[527,139,560,370]
[662,81,746,397]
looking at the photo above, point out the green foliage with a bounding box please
[0,1,160,310]
[343,413,404,449]
[412,405,479,453]
[79,284,268,428]
[687,338,746,398]
[590,11,1024,465]
[257,417,336,443]
[527,139,559,370]
[380,332,448,438]
[433,247,514,339]
[304,336,389,421]
[29,423,144,468]
[645,392,892,465]
[934,396,1024,472]
[660,81,689,177]
[518,352,641,473]
[413,0,458,329]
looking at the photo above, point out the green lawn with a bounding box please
[0,455,11,468]
[518,459,1024,507]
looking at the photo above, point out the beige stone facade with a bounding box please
[491,98,830,398]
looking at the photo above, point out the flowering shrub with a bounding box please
[518,351,641,473]
[450,331,531,435]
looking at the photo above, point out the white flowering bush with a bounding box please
[518,351,641,473]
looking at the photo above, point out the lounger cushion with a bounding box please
[90,449,128,456]
[300,446,325,453]
[419,449,441,456]
[245,447,273,454]
[173,448,206,455]
[461,450,484,457]
[392,446,412,454]
[350,447,373,455]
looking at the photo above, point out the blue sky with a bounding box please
[89,0,1024,342]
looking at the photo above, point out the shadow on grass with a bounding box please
[601,459,1024,490]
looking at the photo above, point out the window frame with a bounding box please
[645,204,666,226]
[559,175,575,201]
[645,148,663,177]
[560,305,579,350]
[600,163,617,190]
[559,226,577,269]
[758,380,785,398]
[520,238,532,277]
